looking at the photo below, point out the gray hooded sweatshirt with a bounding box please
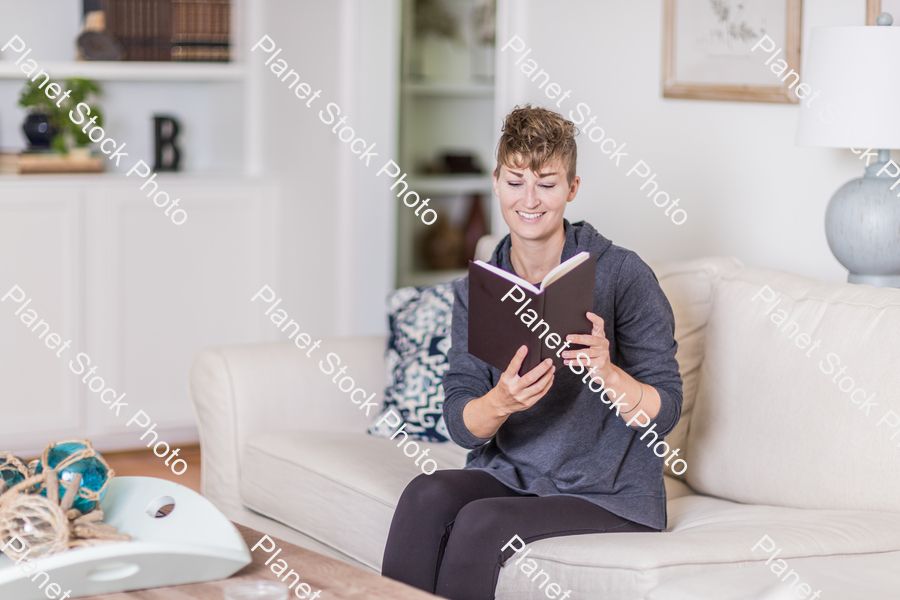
[442,219,683,530]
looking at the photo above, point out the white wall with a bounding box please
[258,0,398,338]
[0,0,81,61]
[494,0,869,283]
[9,0,862,343]
[341,0,400,336]
[254,0,343,341]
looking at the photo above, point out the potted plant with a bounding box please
[18,77,104,155]
[18,79,63,151]
[62,78,104,159]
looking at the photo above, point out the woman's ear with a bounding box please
[492,169,501,198]
[567,175,581,203]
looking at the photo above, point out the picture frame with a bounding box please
[867,0,900,24]
[662,0,803,103]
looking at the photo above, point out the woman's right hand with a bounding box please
[462,346,556,439]
[491,345,556,416]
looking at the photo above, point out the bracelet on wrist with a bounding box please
[621,384,644,415]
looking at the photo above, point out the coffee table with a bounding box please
[80,523,438,599]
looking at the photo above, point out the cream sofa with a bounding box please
[189,257,900,599]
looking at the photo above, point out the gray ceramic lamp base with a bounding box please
[826,159,900,288]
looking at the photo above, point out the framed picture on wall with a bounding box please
[663,0,803,103]
[867,0,900,24]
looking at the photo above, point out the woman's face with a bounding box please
[494,159,580,244]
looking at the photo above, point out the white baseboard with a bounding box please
[8,425,200,458]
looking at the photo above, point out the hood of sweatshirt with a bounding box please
[489,219,615,274]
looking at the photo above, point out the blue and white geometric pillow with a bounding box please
[368,282,455,443]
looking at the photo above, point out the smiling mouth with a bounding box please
[517,211,546,221]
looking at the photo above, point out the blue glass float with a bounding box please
[0,454,28,491]
[35,442,110,513]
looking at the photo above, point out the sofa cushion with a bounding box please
[238,431,691,574]
[647,257,743,479]
[369,283,455,443]
[646,551,900,600]
[239,430,468,571]
[239,429,900,598]
[495,494,900,599]
[686,267,900,511]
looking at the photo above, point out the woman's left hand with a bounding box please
[562,312,614,381]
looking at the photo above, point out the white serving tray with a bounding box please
[0,476,251,599]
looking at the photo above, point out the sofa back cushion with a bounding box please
[686,266,900,511]
[648,257,743,479]
[369,282,455,443]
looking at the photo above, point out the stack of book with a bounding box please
[172,0,230,61]
[0,151,105,175]
[105,0,174,61]
[103,0,230,62]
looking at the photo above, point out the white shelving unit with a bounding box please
[407,174,494,195]
[0,0,262,175]
[402,81,494,97]
[0,0,275,454]
[0,61,246,82]
[396,0,496,289]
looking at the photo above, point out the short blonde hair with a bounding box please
[494,104,577,184]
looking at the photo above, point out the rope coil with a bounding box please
[0,452,29,496]
[0,440,130,560]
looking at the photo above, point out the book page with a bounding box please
[473,261,541,295]
[540,252,592,289]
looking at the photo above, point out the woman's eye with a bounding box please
[506,182,555,188]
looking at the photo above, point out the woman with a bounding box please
[382,105,683,600]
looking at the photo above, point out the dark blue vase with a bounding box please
[23,112,59,149]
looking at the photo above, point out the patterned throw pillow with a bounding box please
[368,282,456,443]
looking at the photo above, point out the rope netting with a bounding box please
[0,440,130,560]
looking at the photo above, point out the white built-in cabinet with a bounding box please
[0,176,274,455]
[0,0,279,454]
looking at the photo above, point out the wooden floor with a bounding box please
[23,444,204,495]
[102,444,203,493]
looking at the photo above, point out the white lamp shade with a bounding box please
[795,26,900,149]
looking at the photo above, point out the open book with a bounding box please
[468,252,596,375]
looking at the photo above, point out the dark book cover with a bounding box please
[105,0,173,61]
[468,252,596,376]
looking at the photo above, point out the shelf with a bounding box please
[403,81,494,98]
[407,175,493,196]
[0,171,261,184]
[0,61,246,82]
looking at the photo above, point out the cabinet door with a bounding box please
[0,185,83,453]
[84,181,274,445]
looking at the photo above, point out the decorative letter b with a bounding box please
[153,115,181,172]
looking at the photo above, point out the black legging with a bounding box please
[382,469,657,600]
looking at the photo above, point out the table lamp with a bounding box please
[795,13,900,287]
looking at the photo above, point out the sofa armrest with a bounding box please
[189,336,387,511]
